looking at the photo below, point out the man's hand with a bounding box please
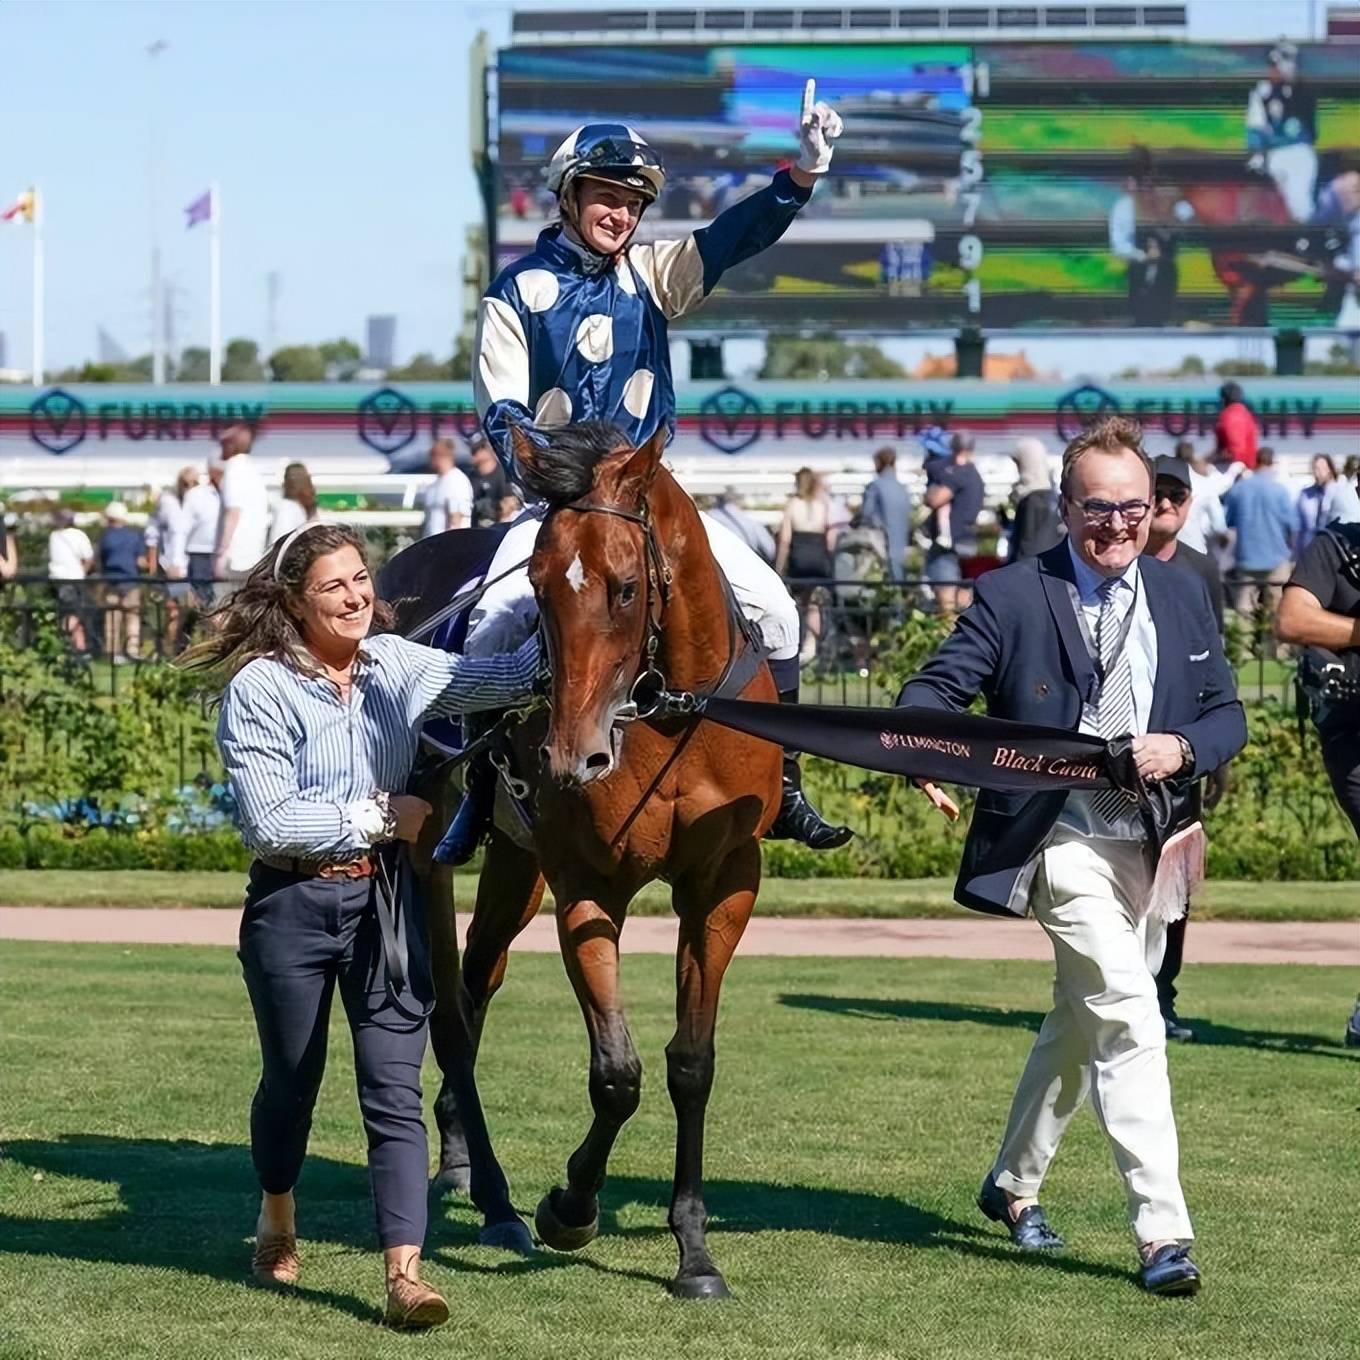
[390,795,433,844]
[212,551,228,580]
[915,779,961,822]
[1132,733,1187,783]
[793,78,843,182]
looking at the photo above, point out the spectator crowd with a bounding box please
[0,382,1356,674]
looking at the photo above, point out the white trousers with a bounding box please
[991,830,1193,1246]
[1267,142,1318,223]
[465,507,800,661]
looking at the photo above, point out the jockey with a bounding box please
[439,85,852,863]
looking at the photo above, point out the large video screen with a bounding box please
[493,41,1360,331]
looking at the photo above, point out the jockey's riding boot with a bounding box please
[434,750,496,867]
[765,685,854,851]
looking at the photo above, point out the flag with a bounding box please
[1,189,35,224]
[185,189,212,228]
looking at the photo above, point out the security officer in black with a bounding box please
[1276,512,1360,1046]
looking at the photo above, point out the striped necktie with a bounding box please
[1092,576,1137,821]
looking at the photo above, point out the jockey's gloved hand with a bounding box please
[795,79,844,176]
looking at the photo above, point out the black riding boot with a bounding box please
[765,685,853,851]
[434,747,497,866]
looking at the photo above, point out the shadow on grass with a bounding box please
[781,993,1045,1032]
[431,1172,1132,1288]
[780,993,1358,1062]
[4,1134,1137,1302]
[0,1135,380,1324]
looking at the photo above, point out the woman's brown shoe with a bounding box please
[251,1230,300,1287]
[384,1273,449,1330]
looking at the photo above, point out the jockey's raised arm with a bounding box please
[473,83,843,473]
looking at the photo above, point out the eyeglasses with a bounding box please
[1070,497,1152,525]
[1155,484,1191,507]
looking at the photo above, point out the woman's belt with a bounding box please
[256,853,376,880]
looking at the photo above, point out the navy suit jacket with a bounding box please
[897,542,1247,917]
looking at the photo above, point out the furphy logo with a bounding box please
[1054,384,1120,442]
[29,388,88,454]
[696,386,954,454]
[1054,384,1323,442]
[357,386,419,455]
[698,385,762,455]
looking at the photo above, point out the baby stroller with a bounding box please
[820,525,889,670]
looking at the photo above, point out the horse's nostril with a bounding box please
[585,750,612,774]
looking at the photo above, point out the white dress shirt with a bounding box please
[1058,542,1158,840]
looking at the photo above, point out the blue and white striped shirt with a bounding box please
[218,632,537,860]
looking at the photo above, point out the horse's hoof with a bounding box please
[429,1165,472,1200]
[670,1273,731,1301]
[534,1191,598,1252]
[478,1218,536,1255]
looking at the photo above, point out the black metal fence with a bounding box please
[0,570,1295,709]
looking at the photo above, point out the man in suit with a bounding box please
[899,416,1246,1296]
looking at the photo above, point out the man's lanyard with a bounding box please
[1066,571,1140,690]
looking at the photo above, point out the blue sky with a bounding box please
[0,0,1328,375]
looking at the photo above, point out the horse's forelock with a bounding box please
[517,420,630,506]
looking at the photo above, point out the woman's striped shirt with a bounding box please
[217,632,537,860]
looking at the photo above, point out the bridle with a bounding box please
[556,494,682,720]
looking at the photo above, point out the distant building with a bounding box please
[912,350,1042,382]
[366,315,397,370]
[97,326,128,364]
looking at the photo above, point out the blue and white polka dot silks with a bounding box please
[474,168,812,473]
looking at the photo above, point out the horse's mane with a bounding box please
[516,420,628,506]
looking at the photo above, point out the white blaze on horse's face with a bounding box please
[565,552,587,595]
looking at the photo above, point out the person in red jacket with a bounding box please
[1213,382,1258,470]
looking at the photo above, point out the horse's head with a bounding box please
[515,421,667,787]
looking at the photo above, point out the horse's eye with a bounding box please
[617,581,638,606]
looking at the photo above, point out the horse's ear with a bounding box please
[510,422,542,479]
[614,425,666,500]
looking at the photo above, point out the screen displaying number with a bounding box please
[494,41,1360,330]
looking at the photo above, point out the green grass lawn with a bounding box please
[2,869,1355,921]
[0,944,1355,1359]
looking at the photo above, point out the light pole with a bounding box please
[147,38,168,384]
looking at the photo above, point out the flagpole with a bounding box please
[209,181,221,385]
[31,187,44,388]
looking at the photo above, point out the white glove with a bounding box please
[1246,152,1266,174]
[795,79,843,176]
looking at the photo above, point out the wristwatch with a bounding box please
[374,790,399,842]
[1173,735,1195,776]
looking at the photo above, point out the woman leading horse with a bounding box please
[439,82,852,863]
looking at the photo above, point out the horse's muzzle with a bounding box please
[543,724,620,787]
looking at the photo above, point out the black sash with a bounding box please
[697,698,1142,797]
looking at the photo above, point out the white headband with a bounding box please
[272,519,326,583]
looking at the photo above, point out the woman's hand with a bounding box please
[915,779,961,822]
[389,795,433,843]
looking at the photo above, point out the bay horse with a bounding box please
[412,420,782,1300]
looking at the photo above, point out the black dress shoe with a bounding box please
[1139,1244,1202,1296]
[1344,1000,1360,1050]
[1164,1013,1195,1043]
[977,1173,1064,1251]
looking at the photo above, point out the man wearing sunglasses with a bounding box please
[899,416,1246,1296]
[1143,457,1229,1045]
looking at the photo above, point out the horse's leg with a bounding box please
[407,765,474,1198]
[665,841,759,1300]
[428,830,543,1253]
[535,894,639,1253]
